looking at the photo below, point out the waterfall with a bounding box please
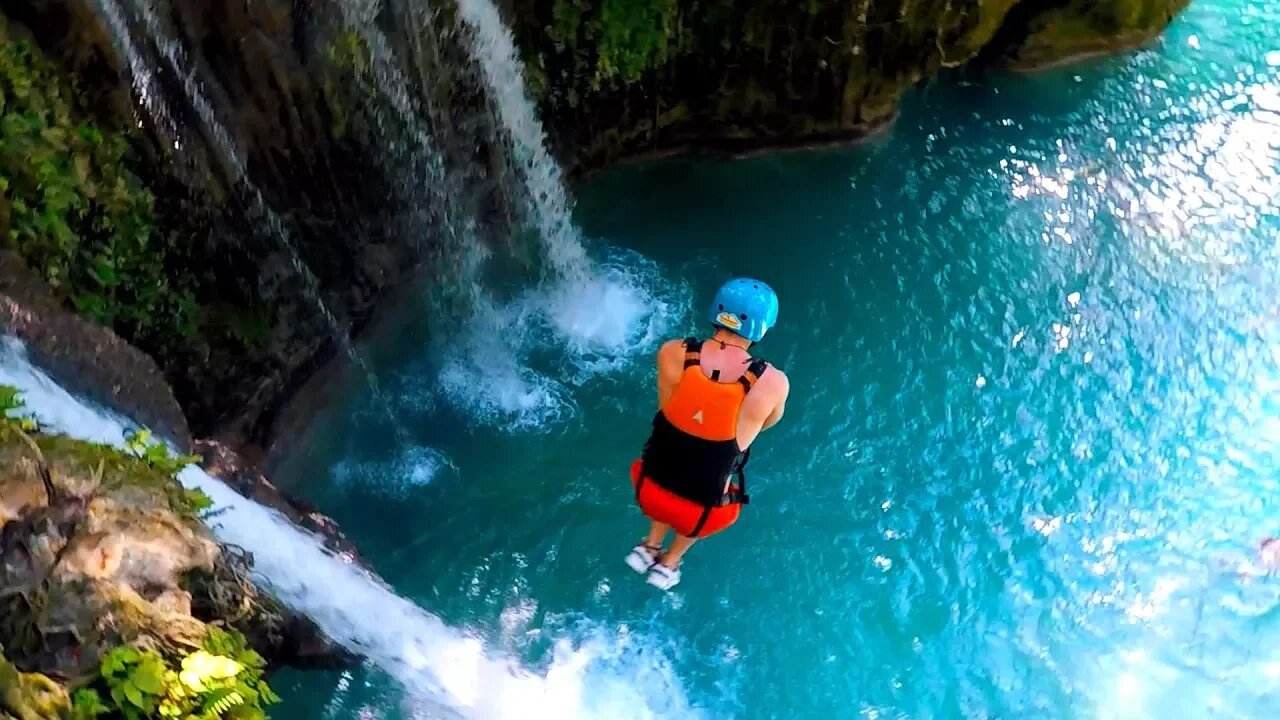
[92,0,178,147]
[330,0,489,314]
[452,0,590,282]
[91,0,404,435]
[0,336,702,719]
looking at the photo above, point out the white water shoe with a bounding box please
[625,544,661,574]
[645,562,681,590]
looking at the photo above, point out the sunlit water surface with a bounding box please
[268,1,1280,717]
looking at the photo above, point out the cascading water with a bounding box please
[329,0,492,325]
[452,0,589,282]
[0,336,702,719]
[92,0,404,436]
[92,0,178,147]
[357,0,685,430]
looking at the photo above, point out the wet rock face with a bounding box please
[996,0,1192,70]
[0,252,193,450]
[508,0,1191,174]
[0,0,430,446]
[0,434,212,681]
[194,439,366,566]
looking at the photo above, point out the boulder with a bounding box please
[0,420,357,704]
[0,252,192,450]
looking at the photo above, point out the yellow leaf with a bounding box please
[179,651,243,690]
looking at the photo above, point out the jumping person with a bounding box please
[625,278,790,590]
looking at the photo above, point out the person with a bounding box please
[624,277,790,590]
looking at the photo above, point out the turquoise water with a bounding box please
[268,1,1280,717]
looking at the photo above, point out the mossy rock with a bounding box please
[0,651,67,720]
[1008,0,1193,70]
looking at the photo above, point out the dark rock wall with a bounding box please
[509,0,1191,174]
[2,0,443,446]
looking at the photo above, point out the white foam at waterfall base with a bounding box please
[0,337,704,719]
[432,250,690,429]
[536,250,691,380]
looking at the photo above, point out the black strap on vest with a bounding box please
[687,448,753,536]
[682,336,701,368]
[739,358,768,393]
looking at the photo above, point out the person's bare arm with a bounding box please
[761,369,790,430]
[656,339,686,408]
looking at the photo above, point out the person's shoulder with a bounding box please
[657,337,689,367]
[659,337,688,358]
[661,337,690,351]
[758,361,790,395]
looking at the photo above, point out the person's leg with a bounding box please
[658,533,697,568]
[645,521,671,549]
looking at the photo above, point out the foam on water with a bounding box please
[332,443,456,493]
[431,249,688,429]
[0,337,702,720]
[536,249,692,381]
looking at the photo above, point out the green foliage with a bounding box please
[0,386,213,519]
[548,0,586,49]
[70,629,279,720]
[545,0,679,85]
[591,0,678,83]
[0,34,197,349]
[325,30,371,76]
[0,383,38,432]
[123,428,212,516]
[123,428,200,476]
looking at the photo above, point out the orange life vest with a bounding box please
[638,337,768,512]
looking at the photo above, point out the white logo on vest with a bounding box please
[692,410,705,424]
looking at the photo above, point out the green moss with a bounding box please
[1013,0,1192,69]
[0,387,210,522]
[0,22,198,349]
[544,0,681,86]
[0,649,68,720]
[325,30,371,76]
[958,0,1024,58]
[548,0,586,50]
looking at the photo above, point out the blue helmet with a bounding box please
[708,278,779,343]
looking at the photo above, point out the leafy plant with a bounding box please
[0,384,37,432]
[592,0,679,83]
[123,429,201,476]
[0,34,198,350]
[123,428,213,517]
[71,630,279,720]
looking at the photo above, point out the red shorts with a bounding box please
[629,459,741,538]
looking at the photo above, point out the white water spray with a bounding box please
[92,0,178,145]
[0,337,703,719]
